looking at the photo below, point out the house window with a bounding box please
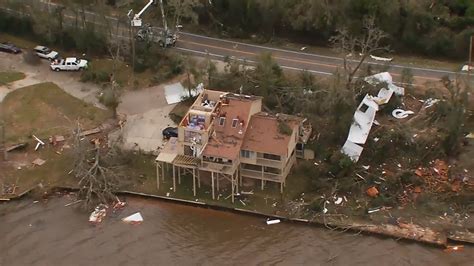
[219,117,226,126]
[232,118,238,128]
[241,150,254,158]
[263,153,281,161]
[359,104,369,113]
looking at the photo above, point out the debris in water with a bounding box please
[89,204,108,224]
[334,197,343,205]
[444,245,464,252]
[266,219,281,225]
[122,212,144,224]
[64,200,82,207]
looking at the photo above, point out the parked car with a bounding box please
[34,45,59,60]
[0,42,21,54]
[162,127,178,139]
[50,57,88,71]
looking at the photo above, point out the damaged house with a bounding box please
[156,89,312,202]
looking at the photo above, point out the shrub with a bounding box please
[277,120,292,135]
[328,151,355,178]
[80,69,110,84]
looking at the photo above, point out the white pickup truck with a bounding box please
[50,57,88,71]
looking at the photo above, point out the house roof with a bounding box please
[201,95,259,160]
[241,113,300,156]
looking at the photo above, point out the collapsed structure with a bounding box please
[156,89,312,202]
[342,72,405,162]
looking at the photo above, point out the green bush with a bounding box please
[80,69,110,84]
[328,151,355,178]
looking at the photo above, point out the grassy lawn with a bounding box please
[0,71,25,85]
[0,33,37,50]
[1,82,112,143]
[1,81,112,199]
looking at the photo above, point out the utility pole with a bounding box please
[469,36,473,85]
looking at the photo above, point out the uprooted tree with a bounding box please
[329,16,390,94]
[72,123,129,209]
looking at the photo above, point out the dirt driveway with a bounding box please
[117,81,180,153]
[0,52,104,108]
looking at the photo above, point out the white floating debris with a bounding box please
[334,197,343,205]
[122,212,144,224]
[266,219,281,225]
[89,204,108,224]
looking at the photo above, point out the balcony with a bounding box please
[256,157,284,169]
[201,161,237,175]
[240,168,283,182]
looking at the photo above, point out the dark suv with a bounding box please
[0,43,21,54]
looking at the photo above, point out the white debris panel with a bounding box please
[342,72,405,162]
[164,83,203,105]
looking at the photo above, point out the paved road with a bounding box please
[175,32,461,83]
[2,1,465,84]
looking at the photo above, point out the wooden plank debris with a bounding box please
[79,127,101,137]
[6,143,27,152]
[32,158,46,166]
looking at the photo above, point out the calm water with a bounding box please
[0,196,472,266]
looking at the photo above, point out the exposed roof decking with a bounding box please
[202,95,260,160]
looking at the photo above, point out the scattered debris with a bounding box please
[6,143,27,152]
[370,55,393,62]
[368,206,392,214]
[240,190,254,195]
[113,199,126,211]
[466,133,474,139]
[32,158,46,166]
[322,200,329,214]
[342,72,405,162]
[444,245,464,252]
[366,186,379,197]
[391,109,415,119]
[266,219,281,225]
[423,98,440,109]
[89,204,108,224]
[2,184,17,195]
[334,197,343,205]
[33,135,45,151]
[362,165,370,170]
[239,199,246,206]
[122,212,144,224]
[79,127,101,137]
[461,64,473,72]
[300,46,307,51]
[49,135,65,145]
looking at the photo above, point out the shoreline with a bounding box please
[2,185,473,248]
